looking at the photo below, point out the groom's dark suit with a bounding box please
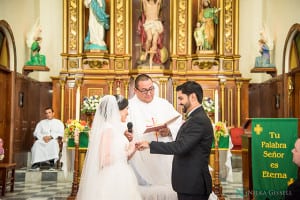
[150,106,213,199]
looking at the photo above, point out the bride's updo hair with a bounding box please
[114,94,128,110]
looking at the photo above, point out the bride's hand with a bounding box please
[127,142,137,160]
[124,130,133,141]
[136,141,150,151]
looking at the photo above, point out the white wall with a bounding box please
[0,0,62,81]
[38,0,63,81]
[239,0,300,83]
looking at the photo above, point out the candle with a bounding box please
[214,90,219,123]
[74,129,80,144]
[76,87,80,120]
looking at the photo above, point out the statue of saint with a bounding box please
[84,0,110,51]
[197,0,220,51]
[255,39,275,67]
[194,22,205,53]
[255,30,275,67]
[25,19,46,66]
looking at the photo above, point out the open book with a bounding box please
[144,115,181,133]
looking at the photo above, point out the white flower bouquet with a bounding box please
[202,97,215,113]
[81,95,101,114]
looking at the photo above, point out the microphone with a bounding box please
[127,122,133,133]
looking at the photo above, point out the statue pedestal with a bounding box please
[137,63,164,70]
[22,66,49,76]
[250,67,277,77]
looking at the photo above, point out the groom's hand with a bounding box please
[136,141,150,151]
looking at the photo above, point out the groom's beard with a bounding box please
[181,102,191,114]
[182,106,187,113]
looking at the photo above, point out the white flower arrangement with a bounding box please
[202,97,215,113]
[81,95,101,114]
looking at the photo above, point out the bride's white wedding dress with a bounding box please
[76,123,141,200]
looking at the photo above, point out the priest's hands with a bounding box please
[43,135,53,143]
[158,127,171,137]
[135,141,150,151]
[124,127,171,142]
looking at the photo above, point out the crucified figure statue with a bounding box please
[139,0,163,67]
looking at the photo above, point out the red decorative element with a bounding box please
[230,127,244,151]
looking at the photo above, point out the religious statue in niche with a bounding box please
[194,22,205,52]
[137,0,168,68]
[84,0,110,51]
[254,29,275,68]
[25,18,46,66]
[195,0,220,53]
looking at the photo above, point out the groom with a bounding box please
[137,81,214,200]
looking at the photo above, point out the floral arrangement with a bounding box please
[81,95,102,114]
[214,121,229,142]
[64,119,89,138]
[202,97,215,113]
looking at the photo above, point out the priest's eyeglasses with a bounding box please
[135,86,155,94]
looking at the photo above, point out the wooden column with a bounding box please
[212,142,225,200]
[68,130,80,200]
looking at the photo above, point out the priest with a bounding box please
[125,74,182,186]
[30,107,64,170]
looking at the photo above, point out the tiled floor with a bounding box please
[2,181,72,200]
[0,168,243,200]
[222,181,244,200]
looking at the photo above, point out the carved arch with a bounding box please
[0,20,17,72]
[282,23,300,117]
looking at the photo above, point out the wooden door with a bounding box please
[0,71,9,153]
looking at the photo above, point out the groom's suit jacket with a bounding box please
[150,106,213,195]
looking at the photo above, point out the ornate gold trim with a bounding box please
[224,0,233,54]
[177,0,188,54]
[59,75,67,121]
[227,88,233,126]
[82,59,109,69]
[192,60,219,70]
[236,81,243,127]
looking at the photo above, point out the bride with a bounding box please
[76,95,141,200]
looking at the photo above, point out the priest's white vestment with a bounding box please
[31,118,64,164]
[128,95,182,185]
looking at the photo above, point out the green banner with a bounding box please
[251,118,298,200]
